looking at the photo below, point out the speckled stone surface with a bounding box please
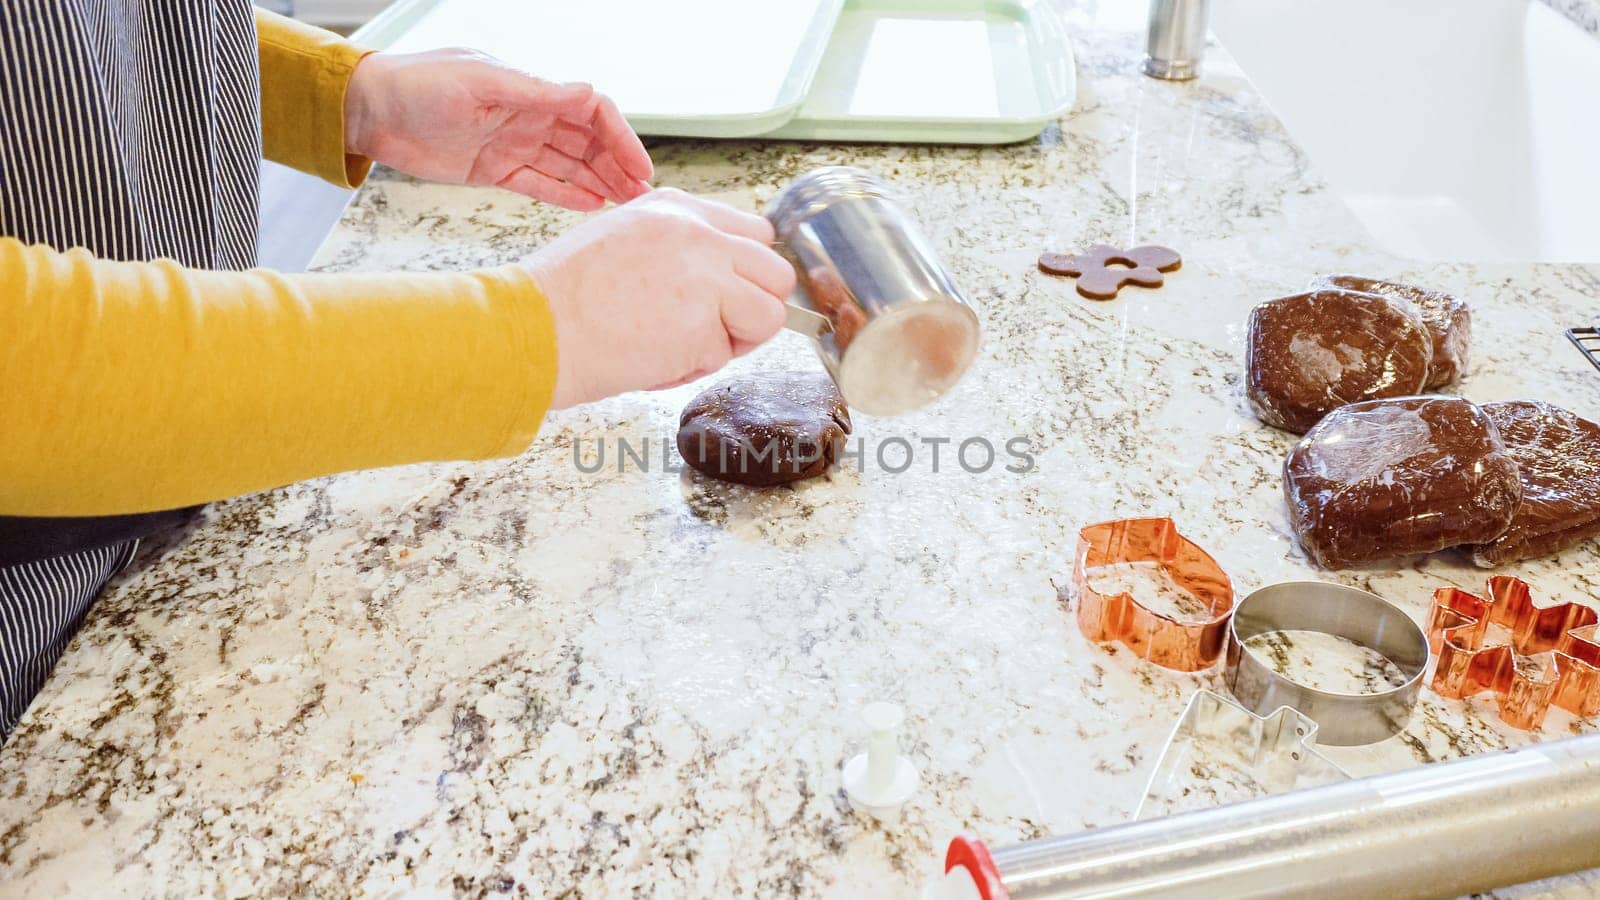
[1544,0,1600,34]
[4,1,1600,896]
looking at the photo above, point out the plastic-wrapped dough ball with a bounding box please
[1246,289,1433,434]
[1311,274,1471,388]
[1466,400,1600,567]
[1284,396,1522,568]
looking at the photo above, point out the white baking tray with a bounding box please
[760,0,1077,144]
[357,0,1075,145]
[372,0,845,139]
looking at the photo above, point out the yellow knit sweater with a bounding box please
[1,11,558,516]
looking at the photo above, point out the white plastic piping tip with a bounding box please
[843,701,920,819]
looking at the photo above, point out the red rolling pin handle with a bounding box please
[943,834,1008,900]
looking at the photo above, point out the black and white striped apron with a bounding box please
[0,0,263,741]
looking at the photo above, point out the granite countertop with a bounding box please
[4,1,1600,896]
[1546,0,1600,34]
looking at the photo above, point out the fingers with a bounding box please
[495,129,646,205]
[476,64,652,201]
[547,121,593,159]
[498,166,605,211]
[589,94,654,181]
[640,190,790,294]
[542,93,653,189]
[727,234,797,299]
[674,194,775,244]
[719,277,787,348]
[535,79,598,115]
[585,146,652,204]
[528,146,618,203]
[512,120,649,203]
[483,69,596,116]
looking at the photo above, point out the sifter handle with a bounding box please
[775,255,832,338]
[784,300,833,338]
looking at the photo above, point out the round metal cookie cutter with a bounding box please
[1225,582,1430,746]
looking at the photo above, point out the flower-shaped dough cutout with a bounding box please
[1038,244,1183,300]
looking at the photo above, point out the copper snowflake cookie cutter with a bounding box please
[1071,517,1235,671]
[1038,244,1183,300]
[1426,576,1600,730]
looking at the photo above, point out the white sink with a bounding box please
[1212,0,1600,263]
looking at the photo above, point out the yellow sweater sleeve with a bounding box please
[0,239,558,516]
[257,8,374,188]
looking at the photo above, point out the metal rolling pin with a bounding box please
[939,733,1600,899]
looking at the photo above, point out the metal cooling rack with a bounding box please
[1569,326,1600,373]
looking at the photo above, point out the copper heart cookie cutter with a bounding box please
[1426,576,1600,730]
[1071,518,1235,671]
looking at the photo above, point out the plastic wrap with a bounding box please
[677,372,851,486]
[1246,289,1433,434]
[1466,400,1600,567]
[1311,274,1471,388]
[1283,396,1522,568]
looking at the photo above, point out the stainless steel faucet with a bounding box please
[1143,0,1210,81]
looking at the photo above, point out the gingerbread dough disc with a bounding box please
[1312,274,1471,388]
[1246,289,1433,434]
[1283,397,1522,569]
[1466,400,1600,567]
[678,372,852,486]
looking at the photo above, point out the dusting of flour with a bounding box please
[1083,561,1219,622]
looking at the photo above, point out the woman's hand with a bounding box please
[344,48,653,211]
[525,189,797,408]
